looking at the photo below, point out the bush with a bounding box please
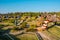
[13,27,19,30]
[26,28,35,32]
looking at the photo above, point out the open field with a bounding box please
[40,26,60,40]
[16,33,38,40]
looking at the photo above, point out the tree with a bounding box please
[20,22,27,28]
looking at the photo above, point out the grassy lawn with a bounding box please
[48,26,60,38]
[42,26,60,40]
[16,33,38,40]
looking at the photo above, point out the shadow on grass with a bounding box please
[47,22,60,30]
[0,34,20,40]
[9,34,20,40]
[56,23,60,26]
[0,28,20,40]
[0,28,11,34]
[47,24,55,30]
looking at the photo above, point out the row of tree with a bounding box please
[0,12,60,16]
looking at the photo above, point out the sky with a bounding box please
[0,0,60,13]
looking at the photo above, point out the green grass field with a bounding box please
[16,33,38,40]
[42,26,60,40]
